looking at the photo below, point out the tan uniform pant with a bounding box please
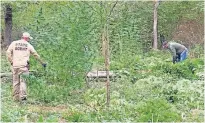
[12,67,29,101]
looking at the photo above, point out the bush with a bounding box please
[27,75,72,104]
[136,98,181,122]
[152,58,204,79]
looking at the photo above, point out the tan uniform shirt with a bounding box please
[6,39,42,68]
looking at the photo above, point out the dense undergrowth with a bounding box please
[1,50,204,122]
[1,1,204,122]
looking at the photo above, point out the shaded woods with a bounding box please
[1,1,204,122]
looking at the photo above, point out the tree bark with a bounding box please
[102,25,110,107]
[153,0,159,49]
[4,4,12,47]
[101,1,117,107]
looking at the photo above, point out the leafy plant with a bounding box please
[136,98,181,122]
[152,58,204,79]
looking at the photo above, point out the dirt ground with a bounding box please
[172,19,204,48]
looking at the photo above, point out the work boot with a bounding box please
[22,97,27,101]
[20,97,27,105]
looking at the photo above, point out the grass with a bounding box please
[1,51,11,73]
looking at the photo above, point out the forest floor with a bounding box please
[1,49,204,122]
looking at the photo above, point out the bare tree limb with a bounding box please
[107,1,118,23]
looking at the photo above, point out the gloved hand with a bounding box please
[42,63,47,68]
[172,56,177,64]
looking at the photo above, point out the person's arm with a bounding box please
[6,42,14,65]
[169,45,177,64]
[30,45,45,65]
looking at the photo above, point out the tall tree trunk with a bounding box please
[153,0,159,49]
[102,29,106,58]
[4,4,12,47]
[101,1,117,107]
[102,25,110,107]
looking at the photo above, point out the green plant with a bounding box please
[136,98,181,122]
[1,1,204,122]
[152,58,203,79]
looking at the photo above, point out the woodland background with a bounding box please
[1,1,204,122]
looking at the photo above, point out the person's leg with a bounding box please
[12,68,20,101]
[176,54,180,62]
[19,67,29,100]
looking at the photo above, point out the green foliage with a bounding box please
[1,82,28,122]
[1,54,11,72]
[1,63,204,122]
[158,1,204,39]
[162,79,204,109]
[110,2,153,55]
[111,50,168,83]
[64,111,88,122]
[136,98,181,122]
[37,115,44,122]
[26,75,72,103]
[22,2,102,95]
[152,58,204,79]
[83,88,106,108]
[1,1,204,122]
[191,44,204,58]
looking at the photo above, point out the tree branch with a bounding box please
[107,1,118,23]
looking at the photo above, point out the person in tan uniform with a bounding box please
[6,32,46,101]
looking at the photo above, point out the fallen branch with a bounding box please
[1,70,37,78]
[1,72,12,78]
